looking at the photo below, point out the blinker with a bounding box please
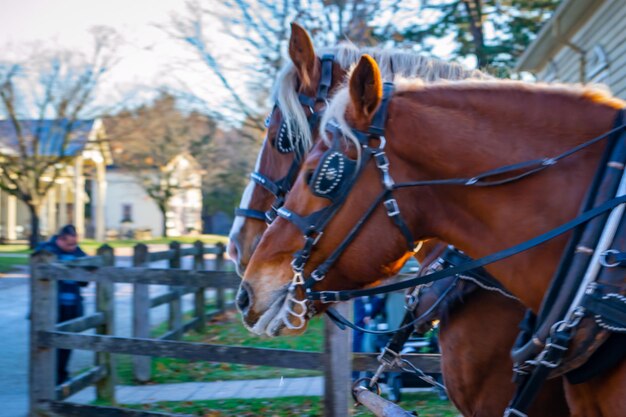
[309,149,356,200]
[275,121,304,154]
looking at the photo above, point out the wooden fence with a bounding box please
[29,242,441,417]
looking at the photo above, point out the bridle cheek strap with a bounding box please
[234,208,267,222]
[236,54,335,223]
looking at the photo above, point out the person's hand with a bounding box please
[363,316,371,325]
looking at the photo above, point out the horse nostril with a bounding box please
[236,283,252,314]
[227,239,240,264]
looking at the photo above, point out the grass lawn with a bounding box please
[80,235,229,251]
[0,244,30,253]
[122,392,459,416]
[0,234,229,270]
[0,255,29,272]
[116,310,324,385]
[0,234,229,255]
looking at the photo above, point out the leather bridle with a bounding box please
[235,54,335,223]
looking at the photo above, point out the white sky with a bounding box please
[0,0,230,111]
[0,0,471,118]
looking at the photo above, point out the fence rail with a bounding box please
[29,241,441,417]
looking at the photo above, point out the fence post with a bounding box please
[168,241,183,339]
[214,242,226,312]
[132,243,151,382]
[95,244,115,403]
[29,250,57,416]
[193,240,206,332]
[323,301,352,417]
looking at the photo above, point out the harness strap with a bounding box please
[234,208,266,222]
[394,122,626,190]
[304,54,334,129]
[250,172,281,196]
[384,193,417,251]
[307,194,626,302]
[298,94,316,109]
[505,330,572,417]
[325,279,459,334]
[368,82,394,136]
[302,186,387,284]
[512,109,626,364]
[581,290,626,330]
[317,54,334,102]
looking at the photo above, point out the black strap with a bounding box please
[308,194,626,302]
[394,123,626,190]
[384,195,417,251]
[298,93,316,109]
[581,290,626,327]
[234,208,266,221]
[317,54,334,102]
[506,330,572,417]
[325,279,459,334]
[250,172,281,196]
[368,82,394,136]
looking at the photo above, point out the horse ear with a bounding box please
[349,55,382,121]
[289,22,316,88]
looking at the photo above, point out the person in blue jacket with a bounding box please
[352,295,385,380]
[37,224,87,384]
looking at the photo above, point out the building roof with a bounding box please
[515,0,606,73]
[0,119,99,158]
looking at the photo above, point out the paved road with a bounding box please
[0,250,231,417]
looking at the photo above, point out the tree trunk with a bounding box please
[159,204,168,238]
[28,203,41,249]
[463,0,487,68]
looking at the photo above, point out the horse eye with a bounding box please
[264,113,272,128]
[305,169,314,184]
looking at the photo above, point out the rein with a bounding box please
[309,193,626,302]
[235,54,335,223]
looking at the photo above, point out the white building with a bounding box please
[105,153,202,238]
[0,118,111,241]
[516,0,626,99]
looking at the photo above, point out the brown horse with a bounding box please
[230,25,569,417]
[241,55,625,415]
[402,241,568,416]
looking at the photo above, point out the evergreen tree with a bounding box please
[399,0,559,74]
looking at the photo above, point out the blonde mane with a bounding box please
[271,43,491,154]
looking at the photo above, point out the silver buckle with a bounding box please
[377,347,400,367]
[311,270,325,281]
[599,249,620,268]
[504,408,528,417]
[319,291,340,303]
[374,151,389,169]
[276,207,292,219]
[384,198,400,217]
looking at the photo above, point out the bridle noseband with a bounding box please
[235,54,335,223]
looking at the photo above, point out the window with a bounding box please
[121,204,133,222]
[587,45,609,83]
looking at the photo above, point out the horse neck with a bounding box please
[388,84,622,311]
